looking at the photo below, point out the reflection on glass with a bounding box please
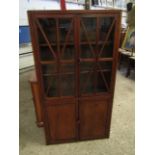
[80,72,94,94]
[80,62,94,72]
[61,46,75,60]
[42,64,57,75]
[80,45,95,58]
[38,18,56,44]
[99,17,115,58]
[99,44,113,58]
[99,61,112,71]
[99,17,114,41]
[61,63,75,73]
[96,61,112,92]
[80,17,96,42]
[40,46,57,61]
[59,18,73,43]
[43,76,57,97]
[61,75,74,96]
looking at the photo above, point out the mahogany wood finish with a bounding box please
[29,72,44,127]
[28,10,121,144]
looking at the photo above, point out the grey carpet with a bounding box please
[19,69,135,155]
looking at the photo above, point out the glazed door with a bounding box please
[35,16,77,142]
[78,16,116,139]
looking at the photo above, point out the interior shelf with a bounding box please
[40,41,112,47]
[42,69,111,77]
[40,60,75,64]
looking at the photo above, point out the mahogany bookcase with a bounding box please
[28,10,121,144]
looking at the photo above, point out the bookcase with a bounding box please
[28,10,121,144]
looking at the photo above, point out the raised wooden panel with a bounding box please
[79,96,109,139]
[46,102,76,142]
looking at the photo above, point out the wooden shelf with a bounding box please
[42,69,111,76]
[40,61,56,64]
[40,42,74,47]
[40,60,75,64]
[40,41,112,47]
[80,58,113,62]
[80,41,112,45]
[40,58,112,65]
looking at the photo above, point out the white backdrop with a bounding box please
[19,0,84,25]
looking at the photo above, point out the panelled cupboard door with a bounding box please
[79,96,110,139]
[46,102,76,142]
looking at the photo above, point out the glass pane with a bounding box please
[61,46,75,60]
[61,74,74,96]
[80,62,94,72]
[60,63,75,73]
[59,18,73,43]
[96,61,112,93]
[99,61,112,71]
[43,76,57,97]
[38,18,56,44]
[99,43,113,58]
[103,71,112,88]
[80,72,95,94]
[80,17,96,42]
[99,17,115,58]
[80,62,95,94]
[96,70,112,93]
[96,72,108,92]
[80,45,95,58]
[39,46,57,61]
[41,64,57,75]
[99,17,115,41]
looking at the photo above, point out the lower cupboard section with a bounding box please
[44,95,111,144]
